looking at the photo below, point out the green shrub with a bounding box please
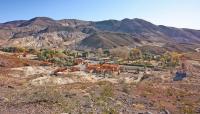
[1,47,25,53]
[100,84,114,99]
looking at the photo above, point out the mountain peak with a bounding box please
[29,17,54,21]
[18,17,58,27]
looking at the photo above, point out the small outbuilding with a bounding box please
[173,71,187,81]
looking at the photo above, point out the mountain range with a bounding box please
[0,17,200,52]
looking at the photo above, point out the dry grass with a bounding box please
[130,82,200,113]
[0,75,27,87]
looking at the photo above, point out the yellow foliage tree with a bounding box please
[129,48,142,60]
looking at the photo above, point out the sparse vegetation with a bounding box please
[1,46,26,53]
[0,43,199,114]
[160,51,182,68]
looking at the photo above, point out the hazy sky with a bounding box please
[0,0,199,29]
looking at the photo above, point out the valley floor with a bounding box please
[0,51,200,114]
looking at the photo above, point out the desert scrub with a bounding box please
[119,79,130,94]
[92,82,114,107]
[165,88,174,97]
[27,87,65,105]
[102,107,119,114]
[62,100,81,113]
[4,86,86,113]
[90,84,119,114]
[5,86,70,111]
[122,83,130,94]
[100,82,114,99]
[180,105,195,114]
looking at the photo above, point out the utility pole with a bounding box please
[74,38,77,50]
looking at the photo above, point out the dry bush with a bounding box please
[3,85,86,113]
[180,105,195,114]
[110,47,129,59]
[5,86,66,109]
[0,75,26,86]
[100,83,114,98]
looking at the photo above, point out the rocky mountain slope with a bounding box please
[0,17,200,51]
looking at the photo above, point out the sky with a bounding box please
[0,0,199,29]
